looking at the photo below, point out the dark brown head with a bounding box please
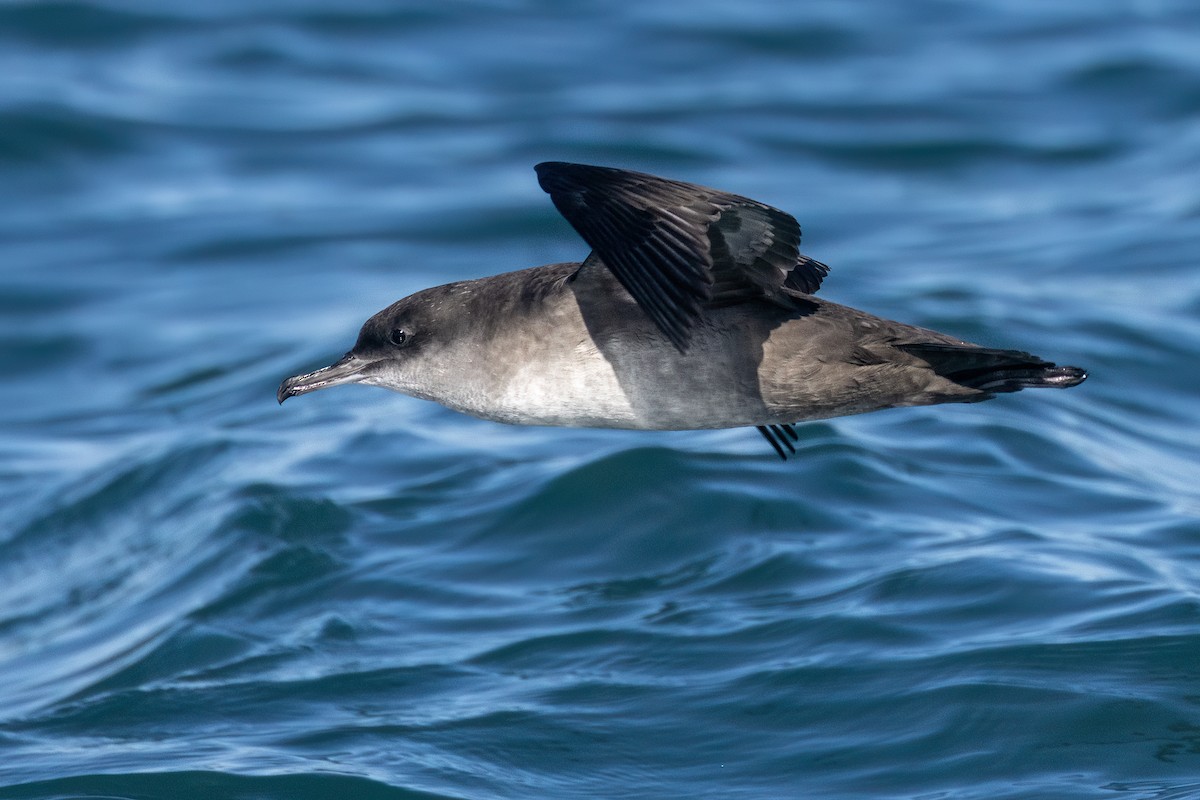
[277,283,469,405]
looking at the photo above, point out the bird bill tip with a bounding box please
[276,354,369,405]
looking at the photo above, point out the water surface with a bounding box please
[2,2,1199,798]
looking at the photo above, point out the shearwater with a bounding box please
[278,162,1085,459]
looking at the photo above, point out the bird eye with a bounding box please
[389,328,410,347]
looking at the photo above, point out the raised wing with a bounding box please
[535,161,828,351]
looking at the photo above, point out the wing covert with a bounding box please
[536,161,827,351]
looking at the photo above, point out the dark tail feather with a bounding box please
[898,343,1087,393]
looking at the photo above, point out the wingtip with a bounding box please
[534,161,581,192]
[535,161,637,193]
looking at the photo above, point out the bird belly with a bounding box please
[477,333,785,431]
[485,347,646,428]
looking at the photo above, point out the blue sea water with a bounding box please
[2,1,1200,798]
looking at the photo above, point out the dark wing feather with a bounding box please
[536,161,828,351]
[707,202,827,304]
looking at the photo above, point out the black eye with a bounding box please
[389,328,409,347]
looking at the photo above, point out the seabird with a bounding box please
[278,162,1086,459]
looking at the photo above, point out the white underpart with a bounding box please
[487,337,639,428]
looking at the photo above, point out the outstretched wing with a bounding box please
[536,161,828,351]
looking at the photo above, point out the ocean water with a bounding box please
[2,1,1199,798]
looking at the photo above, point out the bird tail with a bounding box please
[897,343,1087,393]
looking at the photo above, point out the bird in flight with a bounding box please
[279,162,1085,459]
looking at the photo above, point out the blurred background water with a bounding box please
[2,1,1199,798]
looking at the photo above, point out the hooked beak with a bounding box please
[278,353,374,404]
